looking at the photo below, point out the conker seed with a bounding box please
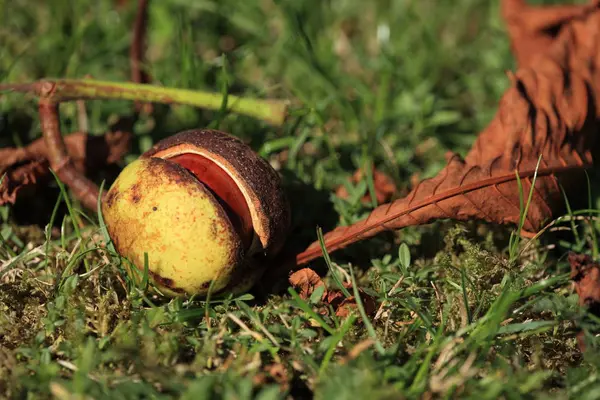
[102,129,290,296]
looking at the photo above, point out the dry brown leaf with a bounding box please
[502,0,600,68]
[336,166,397,204]
[331,283,377,318]
[296,0,600,265]
[0,131,131,205]
[569,253,600,312]
[335,293,377,318]
[289,268,326,300]
[569,252,600,352]
[288,268,376,317]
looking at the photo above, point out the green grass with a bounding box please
[1,0,600,398]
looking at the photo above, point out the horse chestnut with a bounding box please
[102,129,290,296]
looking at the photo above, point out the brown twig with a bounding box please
[76,100,89,132]
[131,0,152,113]
[39,97,101,210]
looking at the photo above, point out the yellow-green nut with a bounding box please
[102,129,290,297]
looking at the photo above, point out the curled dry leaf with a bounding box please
[335,166,397,204]
[296,0,600,265]
[0,131,131,205]
[289,268,326,300]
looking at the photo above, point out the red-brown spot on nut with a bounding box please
[147,270,186,294]
[105,189,119,208]
[129,183,142,203]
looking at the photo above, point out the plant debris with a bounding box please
[289,268,376,317]
[289,268,326,301]
[328,286,377,318]
[569,252,600,352]
[297,0,600,265]
[569,252,600,314]
[0,131,131,205]
[501,0,600,68]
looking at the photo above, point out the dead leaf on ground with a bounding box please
[569,252,600,352]
[296,1,600,265]
[334,292,377,318]
[0,131,131,205]
[336,166,397,204]
[569,252,600,312]
[501,0,600,69]
[289,267,377,318]
[328,282,377,318]
[289,268,326,300]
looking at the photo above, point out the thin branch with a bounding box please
[131,0,152,112]
[131,0,150,85]
[39,99,101,210]
[1,79,289,126]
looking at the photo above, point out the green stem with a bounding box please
[0,79,289,126]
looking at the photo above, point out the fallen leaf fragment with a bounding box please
[502,0,600,68]
[330,283,377,318]
[0,131,131,205]
[569,252,600,352]
[289,268,326,300]
[289,268,377,318]
[334,294,377,318]
[569,252,600,312]
[336,166,397,204]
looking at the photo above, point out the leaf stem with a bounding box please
[1,79,289,126]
